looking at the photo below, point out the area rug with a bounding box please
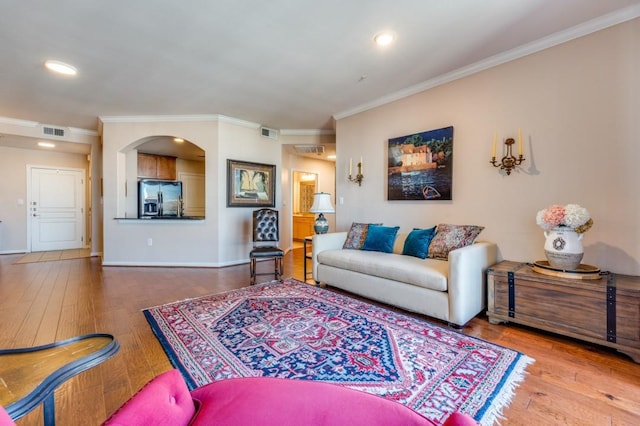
[144,279,534,425]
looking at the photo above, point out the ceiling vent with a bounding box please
[294,145,325,155]
[260,126,278,140]
[42,125,66,137]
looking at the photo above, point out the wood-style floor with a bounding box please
[0,250,638,426]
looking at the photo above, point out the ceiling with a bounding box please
[1,1,639,152]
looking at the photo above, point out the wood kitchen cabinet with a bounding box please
[138,153,177,180]
[293,215,315,241]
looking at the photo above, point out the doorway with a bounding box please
[292,171,317,242]
[28,166,86,252]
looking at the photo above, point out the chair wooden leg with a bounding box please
[250,258,256,285]
[274,258,279,281]
[278,257,283,281]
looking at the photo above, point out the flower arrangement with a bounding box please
[536,204,593,234]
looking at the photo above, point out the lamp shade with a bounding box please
[309,193,335,214]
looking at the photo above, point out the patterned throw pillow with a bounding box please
[427,224,484,260]
[343,222,381,249]
[402,226,437,259]
[361,225,400,253]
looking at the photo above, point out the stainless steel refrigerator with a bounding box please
[138,180,183,218]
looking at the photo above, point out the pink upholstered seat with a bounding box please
[0,369,478,425]
[101,369,478,426]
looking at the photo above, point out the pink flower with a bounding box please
[542,204,565,228]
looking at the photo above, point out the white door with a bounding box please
[30,167,85,252]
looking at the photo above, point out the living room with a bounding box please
[0,2,639,425]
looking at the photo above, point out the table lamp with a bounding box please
[309,192,335,234]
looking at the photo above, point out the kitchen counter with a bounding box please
[114,216,205,221]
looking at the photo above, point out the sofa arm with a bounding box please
[102,369,195,426]
[312,232,348,281]
[447,242,498,326]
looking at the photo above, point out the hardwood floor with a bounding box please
[1,249,638,425]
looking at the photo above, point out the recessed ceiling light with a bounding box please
[38,142,56,148]
[373,31,396,47]
[44,60,78,76]
[173,138,185,143]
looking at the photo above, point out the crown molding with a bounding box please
[69,127,99,137]
[280,129,335,136]
[0,116,98,140]
[0,116,39,128]
[98,114,261,129]
[334,4,640,121]
[217,115,261,129]
[99,114,219,123]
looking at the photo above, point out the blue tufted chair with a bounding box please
[249,209,284,285]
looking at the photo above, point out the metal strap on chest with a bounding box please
[606,273,616,343]
[508,271,516,318]
[506,263,527,318]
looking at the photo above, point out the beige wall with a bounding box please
[335,18,640,274]
[0,146,94,253]
[281,133,337,246]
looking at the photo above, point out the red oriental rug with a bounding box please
[144,279,534,425]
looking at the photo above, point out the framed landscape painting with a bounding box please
[227,159,276,207]
[387,126,454,201]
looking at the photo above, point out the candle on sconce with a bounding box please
[518,129,523,156]
[349,158,352,175]
[492,132,497,158]
[360,156,363,174]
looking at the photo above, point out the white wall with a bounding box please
[100,115,286,267]
[335,18,640,274]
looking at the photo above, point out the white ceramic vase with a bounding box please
[544,227,584,270]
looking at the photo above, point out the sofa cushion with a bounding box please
[317,249,448,291]
[343,222,381,249]
[428,224,484,260]
[402,227,437,259]
[362,225,400,253]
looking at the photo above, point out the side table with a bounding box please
[0,333,120,425]
[486,261,639,363]
[303,236,313,282]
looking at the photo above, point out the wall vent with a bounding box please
[42,125,66,137]
[260,126,278,140]
[294,145,325,155]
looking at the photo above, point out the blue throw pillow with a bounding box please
[402,227,437,259]
[362,225,400,253]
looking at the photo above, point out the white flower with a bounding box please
[535,210,553,230]
[563,204,590,228]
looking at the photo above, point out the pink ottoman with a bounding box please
[102,369,478,426]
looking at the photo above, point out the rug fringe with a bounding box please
[477,354,536,426]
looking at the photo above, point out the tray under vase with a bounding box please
[532,260,601,280]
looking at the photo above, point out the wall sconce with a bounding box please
[348,157,364,186]
[490,131,525,175]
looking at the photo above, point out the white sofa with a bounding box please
[312,232,497,327]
